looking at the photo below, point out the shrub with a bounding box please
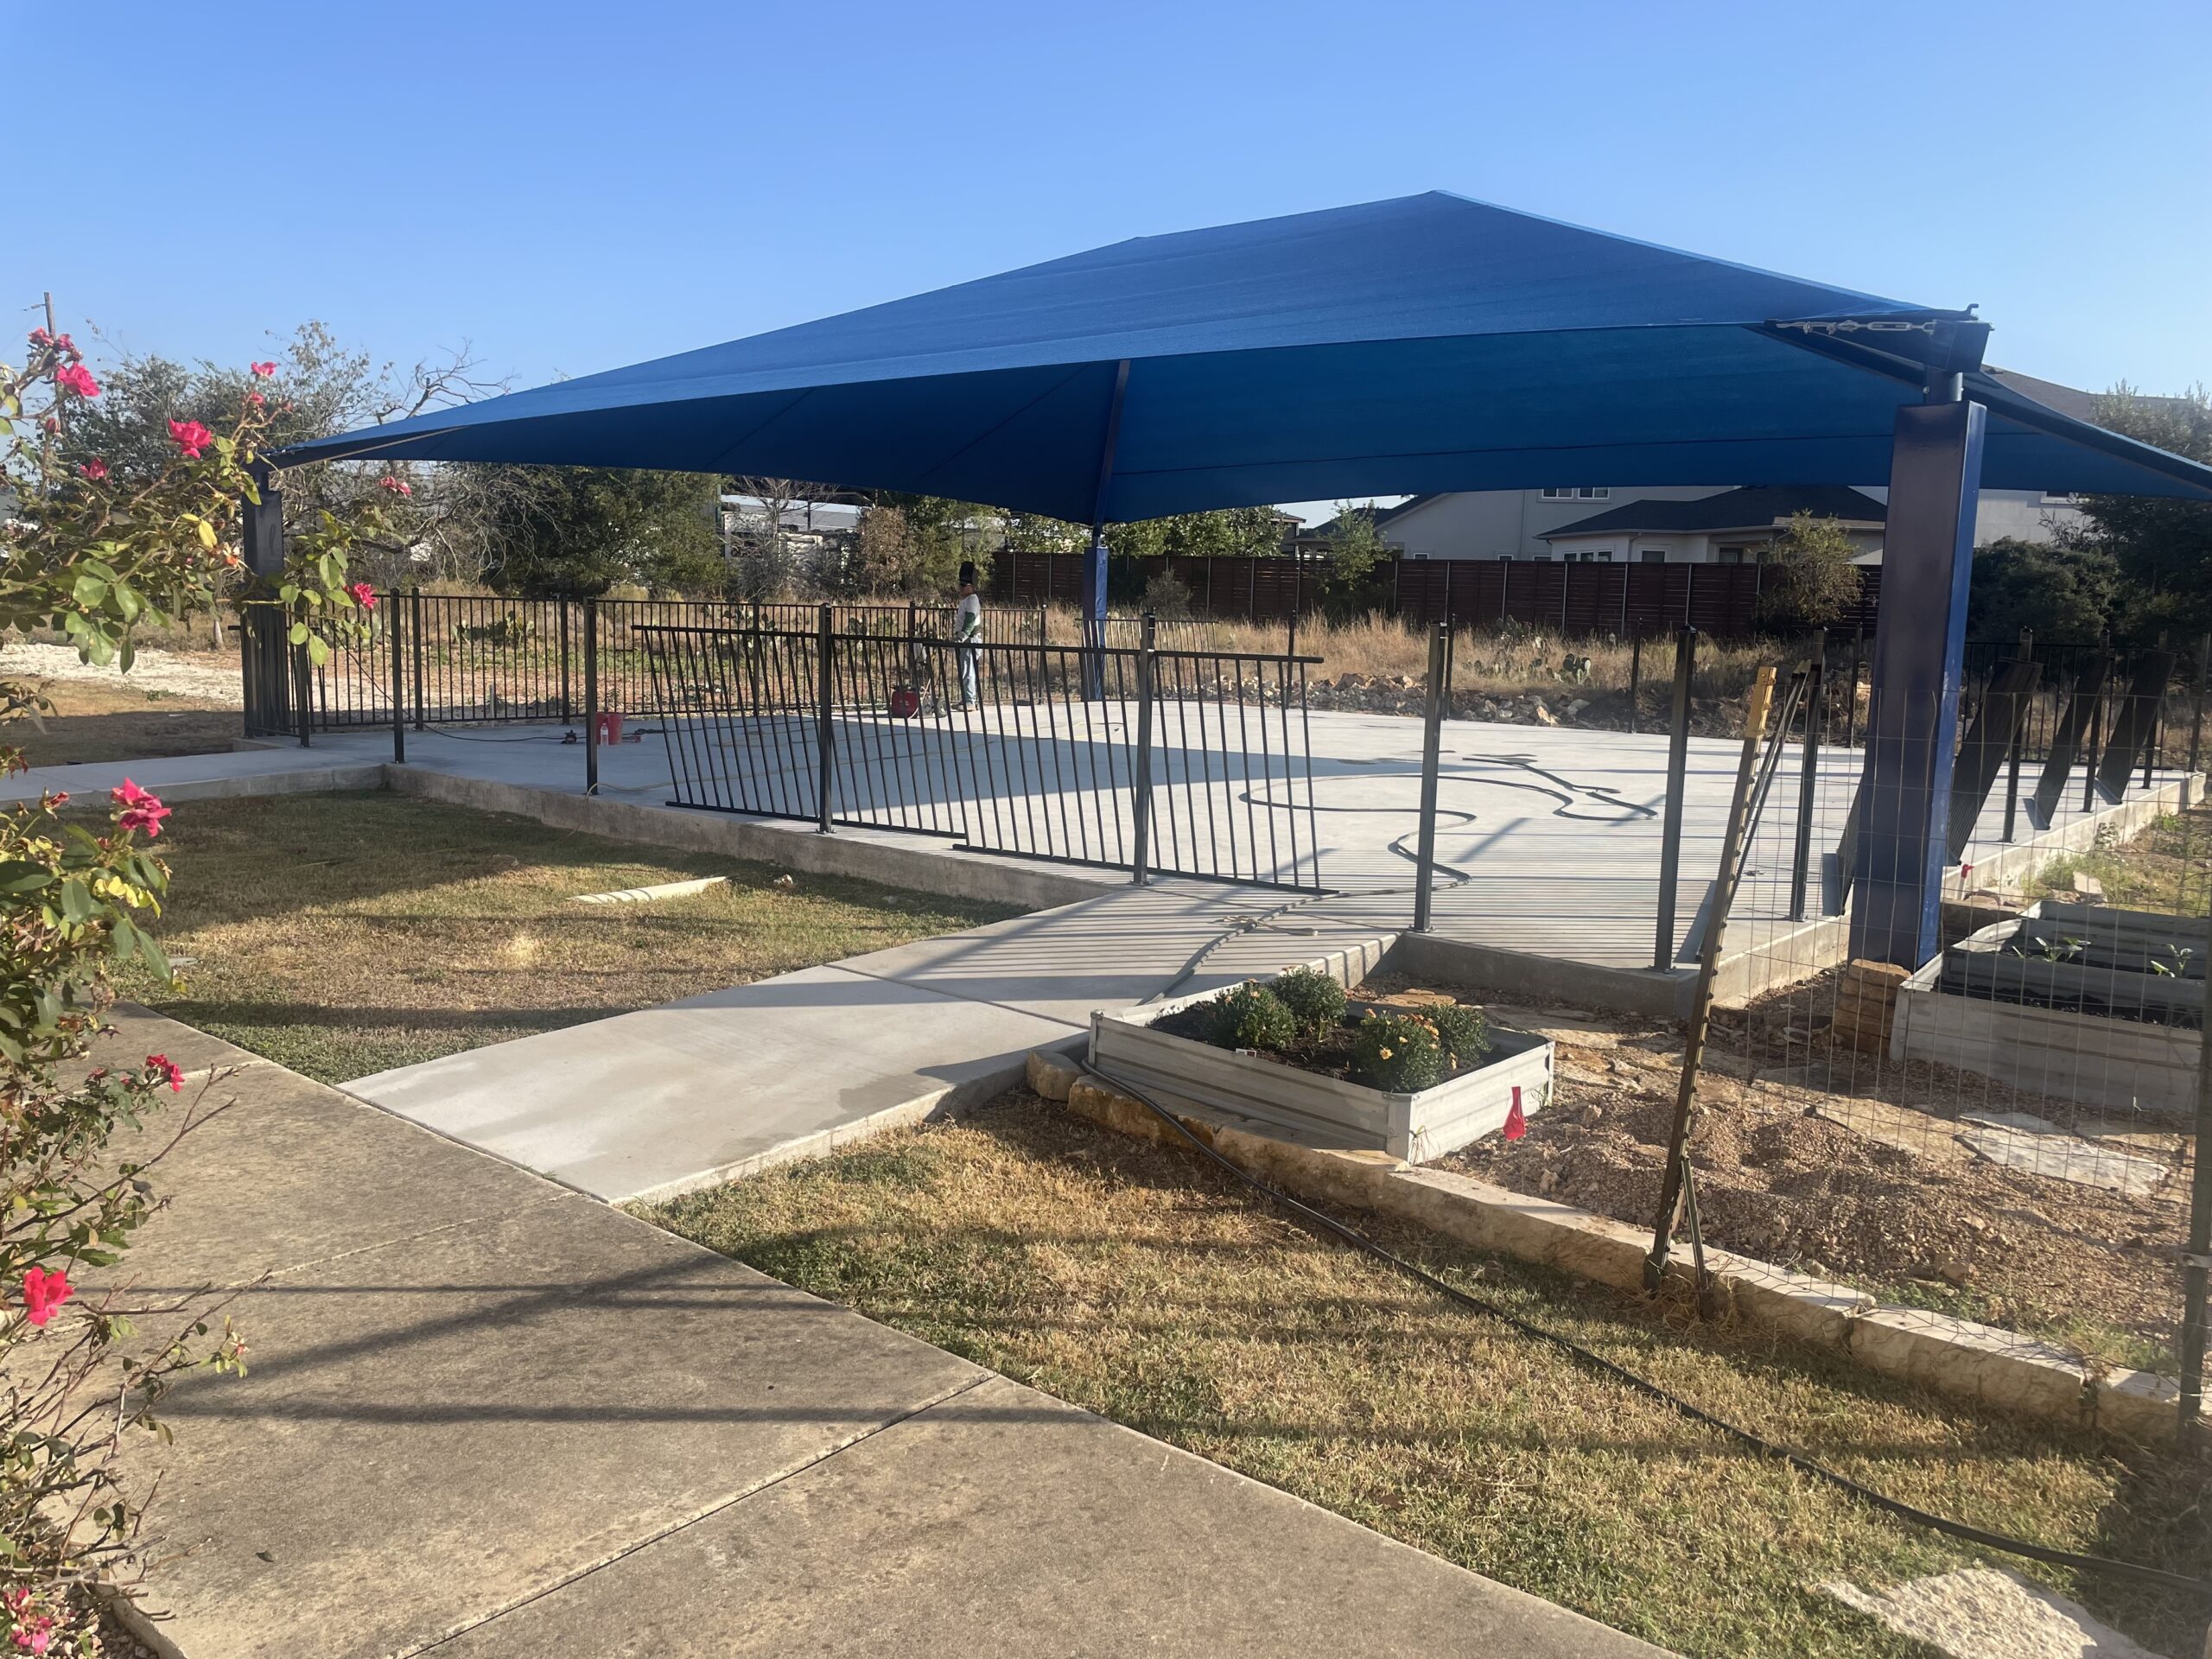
[1427,1002,1491,1069]
[1270,967,1347,1036]
[1208,982,1300,1052]
[1347,1012,1446,1092]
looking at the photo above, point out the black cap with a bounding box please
[958,562,977,586]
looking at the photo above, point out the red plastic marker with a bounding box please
[1503,1084,1527,1141]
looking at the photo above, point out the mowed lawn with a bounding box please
[648,1092,2212,1659]
[123,791,1026,1083]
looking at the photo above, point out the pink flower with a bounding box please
[145,1053,184,1093]
[250,360,276,378]
[111,778,172,837]
[78,458,109,481]
[376,475,412,496]
[52,363,99,398]
[245,390,265,407]
[27,327,51,348]
[348,582,378,611]
[168,417,213,460]
[21,1266,73,1328]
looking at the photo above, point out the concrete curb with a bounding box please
[1045,1055,2177,1443]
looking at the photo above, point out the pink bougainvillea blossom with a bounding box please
[376,474,412,496]
[111,778,172,837]
[21,1266,73,1328]
[250,360,276,378]
[52,363,99,398]
[77,458,108,481]
[145,1053,185,1093]
[245,390,265,407]
[348,582,378,610]
[168,417,213,459]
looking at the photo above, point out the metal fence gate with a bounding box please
[638,612,1324,889]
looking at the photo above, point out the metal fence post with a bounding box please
[292,639,313,749]
[558,598,573,722]
[816,604,835,833]
[2182,963,2212,1448]
[2082,650,2110,812]
[410,588,427,730]
[1628,630,1643,736]
[2002,627,2031,841]
[2192,633,2210,777]
[1412,623,1448,933]
[388,592,406,765]
[1653,626,1697,969]
[582,599,600,794]
[1131,613,1157,885]
[1842,625,1864,749]
[1788,632,1824,920]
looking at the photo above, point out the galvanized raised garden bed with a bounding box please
[1090,989,1554,1164]
[1890,900,2204,1117]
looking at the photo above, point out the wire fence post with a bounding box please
[388,592,406,765]
[816,604,835,833]
[2191,633,2209,777]
[410,588,428,730]
[2182,944,2212,1449]
[2082,649,2110,812]
[1788,631,1823,920]
[1653,626,1697,968]
[1646,665,1777,1294]
[1131,613,1157,886]
[1842,625,1863,748]
[1412,623,1448,932]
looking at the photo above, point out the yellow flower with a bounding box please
[1377,1047,1393,1060]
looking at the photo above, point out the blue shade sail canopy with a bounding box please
[279,192,2212,516]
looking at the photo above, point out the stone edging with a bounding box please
[1026,1049,2177,1443]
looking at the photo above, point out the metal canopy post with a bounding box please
[1080,359,1130,701]
[1847,395,1986,969]
[1411,623,1448,932]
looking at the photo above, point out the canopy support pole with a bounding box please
[1847,390,1986,969]
[1082,359,1130,701]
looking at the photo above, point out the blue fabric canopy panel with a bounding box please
[283,193,2212,514]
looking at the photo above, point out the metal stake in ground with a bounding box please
[1643,664,1777,1295]
[2180,899,2212,1449]
[1412,622,1449,932]
[1652,627,1698,969]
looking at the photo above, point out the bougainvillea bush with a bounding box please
[1,323,378,1649]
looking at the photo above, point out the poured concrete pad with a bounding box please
[344,963,1079,1201]
[1959,1112,2171,1197]
[137,1197,986,1658]
[1823,1567,2168,1659]
[436,1375,1664,1659]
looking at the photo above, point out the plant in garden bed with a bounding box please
[2,319,379,1646]
[1168,973,1495,1091]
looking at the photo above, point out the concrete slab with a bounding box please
[1958,1114,2171,1197]
[432,1374,1667,1659]
[342,963,1083,1201]
[135,1196,987,1659]
[0,746,379,808]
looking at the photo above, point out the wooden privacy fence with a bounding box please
[988,551,1885,640]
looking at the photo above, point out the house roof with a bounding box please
[1541,485,1887,540]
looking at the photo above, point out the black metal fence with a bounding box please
[637,616,1323,888]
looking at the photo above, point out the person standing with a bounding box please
[954,562,983,709]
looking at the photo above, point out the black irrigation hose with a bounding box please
[1075,1056,2212,1602]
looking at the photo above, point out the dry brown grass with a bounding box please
[646,1089,2212,1659]
[5,678,242,768]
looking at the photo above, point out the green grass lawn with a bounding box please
[645,1091,2212,1659]
[122,791,1025,1083]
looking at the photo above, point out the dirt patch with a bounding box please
[1385,973,2194,1370]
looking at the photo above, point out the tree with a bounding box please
[2067,384,2212,641]
[1967,537,2116,642]
[1754,512,1865,632]
[474,466,723,596]
[3,317,376,1649]
[1108,506,1287,561]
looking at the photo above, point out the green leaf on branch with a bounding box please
[72,575,109,607]
[0,861,54,893]
[306,634,332,667]
[287,623,308,646]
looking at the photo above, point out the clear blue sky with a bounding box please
[11,0,2209,511]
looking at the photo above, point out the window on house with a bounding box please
[1594,550,1613,562]
[1716,546,1748,565]
[1639,548,1665,563]
[1540,487,1612,500]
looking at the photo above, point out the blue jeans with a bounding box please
[958,646,979,707]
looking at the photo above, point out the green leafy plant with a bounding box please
[1208,982,1300,1052]
[1427,1002,1491,1069]
[2,315,379,1644]
[1347,1012,1446,1092]
[1269,967,1347,1036]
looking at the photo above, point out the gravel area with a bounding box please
[0,643,241,704]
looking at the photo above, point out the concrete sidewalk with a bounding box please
[106,1006,1663,1658]
[343,880,1396,1201]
